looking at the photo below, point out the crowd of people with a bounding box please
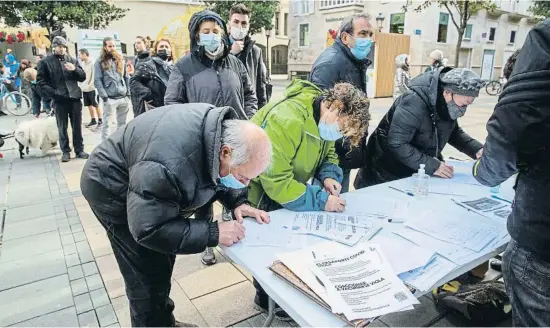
[1,5,547,327]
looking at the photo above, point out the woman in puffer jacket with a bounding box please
[393,54,411,100]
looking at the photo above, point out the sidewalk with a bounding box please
[0,93,504,327]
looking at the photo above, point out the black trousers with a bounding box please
[92,206,176,327]
[54,99,83,154]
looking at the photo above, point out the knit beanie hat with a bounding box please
[440,68,486,97]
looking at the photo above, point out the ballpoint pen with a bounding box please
[388,186,414,196]
[491,195,513,204]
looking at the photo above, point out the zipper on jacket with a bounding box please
[216,69,226,114]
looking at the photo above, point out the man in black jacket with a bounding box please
[309,13,373,192]
[227,3,268,109]
[355,68,485,188]
[81,103,272,327]
[473,19,550,326]
[36,36,89,162]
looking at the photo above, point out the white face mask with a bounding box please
[230,26,248,40]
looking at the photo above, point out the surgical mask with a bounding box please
[230,26,248,40]
[219,171,246,189]
[31,80,37,84]
[199,33,222,52]
[447,95,468,120]
[350,36,372,60]
[157,49,171,60]
[318,120,343,141]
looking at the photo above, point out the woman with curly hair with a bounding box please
[129,39,174,117]
[503,48,521,80]
[247,80,370,319]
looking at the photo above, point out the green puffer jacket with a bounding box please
[248,79,342,212]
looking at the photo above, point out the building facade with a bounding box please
[288,0,536,80]
[63,0,289,74]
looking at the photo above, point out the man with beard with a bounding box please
[228,3,267,109]
[36,36,89,162]
[94,37,130,140]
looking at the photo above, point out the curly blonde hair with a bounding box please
[100,37,124,74]
[322,82,371,147]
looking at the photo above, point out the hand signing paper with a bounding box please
[218,220,245,246]
[234,204,270,224]
[323,178,341,196]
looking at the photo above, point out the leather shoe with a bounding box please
[61,153,70,162]
[76,151,89,159]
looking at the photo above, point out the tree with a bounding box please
[529,1,550,20]
[0,1,128,34]
[403,0,497,67]
[203,0,279,35]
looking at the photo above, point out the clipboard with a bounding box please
[269,260,373,327]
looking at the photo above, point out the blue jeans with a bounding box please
[502,239,550,326]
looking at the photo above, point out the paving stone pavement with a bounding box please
[0,91,508,327]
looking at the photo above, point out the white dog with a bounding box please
[14,116,59,158]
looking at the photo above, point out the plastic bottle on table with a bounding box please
[413,164,429,198]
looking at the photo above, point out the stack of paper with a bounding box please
[286,212,382,246]
[370,235,436,275]
[341,194,412,222]
[397,254,458,292]
[277,241,419,321]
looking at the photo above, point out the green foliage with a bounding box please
[203,0,279,35]
[529,1,550,19]
[0,1,128,32]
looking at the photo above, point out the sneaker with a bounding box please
[490,259,502,272]
[76,151,89,159]
[61,152,71,162]
[174,321,198,327]
[85,119,97,128]
[201,247,217,265]
[0,111,7,116]
[97,119,103,127]
[253,294,292,322]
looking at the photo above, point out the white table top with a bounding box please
[222,164,514,327]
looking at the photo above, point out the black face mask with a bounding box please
[157,49,171,61]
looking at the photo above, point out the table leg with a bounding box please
[262,296,276,327]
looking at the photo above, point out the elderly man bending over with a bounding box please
[80,103,272,327]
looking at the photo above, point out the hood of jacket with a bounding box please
[395,54,409,70]
[188,10,230,61]
[408,66,452,117]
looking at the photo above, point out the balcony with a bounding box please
[319,0,365,11]
[490,0,532,19]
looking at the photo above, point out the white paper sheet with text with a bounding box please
[398,254,458,292]
[371,234,436,275]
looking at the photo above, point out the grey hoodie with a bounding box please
[94,57,129,100]
[393,54,411,100]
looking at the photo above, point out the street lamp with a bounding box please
[376,13,385,32]
[265,28,272,78]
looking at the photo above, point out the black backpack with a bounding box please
[433,280,511,326]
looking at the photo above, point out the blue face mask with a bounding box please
[31,80,37,84]
[318,121,343,141]
[350,37,372,60]
[199,33,222,53]
[219,171,246,189]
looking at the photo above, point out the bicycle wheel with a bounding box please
[485,81,501,96]
[3,91,32,116]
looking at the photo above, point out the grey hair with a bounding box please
[221,120,272,167]
[338,13,371,38]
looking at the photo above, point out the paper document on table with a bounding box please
[341,194,412,222]
[390,180,469,197]
[371,234,436,275]
[242,219,307,249]
[455,197,512,221]
[286,212,382,246]
[444,160,483,186]
[311,244,419,320]
[405,210,498,252]
[276,241,349,304]
[398,254,457,292]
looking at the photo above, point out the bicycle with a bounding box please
[485,76,506,96]
[0,83,32,116]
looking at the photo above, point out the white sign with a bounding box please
[78,29,122,60]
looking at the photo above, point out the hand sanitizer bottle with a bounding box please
[414,164,429,198]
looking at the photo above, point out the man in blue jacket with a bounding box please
[473,18,550,326]
[309,14,373,192]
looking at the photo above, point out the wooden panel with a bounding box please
[373,32,410,98]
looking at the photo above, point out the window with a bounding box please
[275,13,280,35]
[319,0,362,9]
[489,27,496,41]
[284,13,288,36]
[389,13,405,34]
[121,43,127,55]
[437,12,449,43]
[509,30,516,43]
[293,0,314,15]
[464,24,473,40]
[299,23,310,47]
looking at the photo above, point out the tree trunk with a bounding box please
[454,29,464,67]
